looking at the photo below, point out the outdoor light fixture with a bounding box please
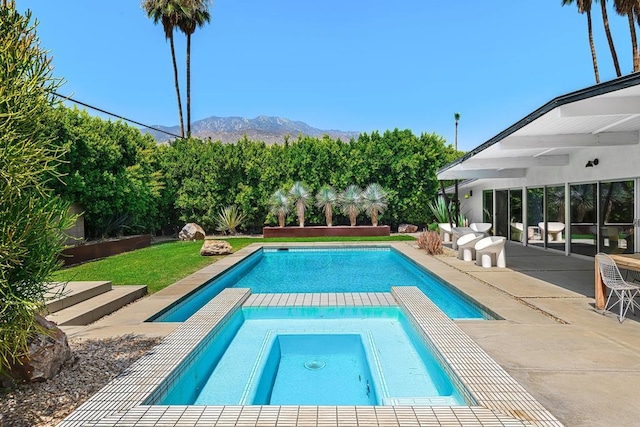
[585,158,599,168]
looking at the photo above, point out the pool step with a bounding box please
[46,284,147,326]
[45,281,113,313]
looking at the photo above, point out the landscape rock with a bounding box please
[8,314,72,383]
[179,223,205,241]
[398,223,418,233]
[200,239,233,256]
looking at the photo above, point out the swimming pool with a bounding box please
[151,246,491,322]
[148,306,468,406]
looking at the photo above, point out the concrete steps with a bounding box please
[45,281,147,326]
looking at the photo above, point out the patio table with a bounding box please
[595,254,640,310]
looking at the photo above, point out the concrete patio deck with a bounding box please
[61,241,640,426]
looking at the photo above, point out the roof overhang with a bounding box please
[437,73,640,181]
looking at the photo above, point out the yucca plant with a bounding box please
[268,189,290,227]
[340,185,362,226]
[315,185,338,226]
[214,205,246,235]
[289,181,311,227]
[361,183,388,226]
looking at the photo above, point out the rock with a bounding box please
[179,223,205,241]
[8,314,72,383]
[200,239,233,256]
[398,223,418,233]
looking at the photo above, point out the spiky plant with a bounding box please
[427,197,453,224]
[268,189,290,227]
[289,181,310,227]
[417,231,443,255]
[214,205,246,235]
[340,185,362,226]
[361,183,388,226]
[315,185,338,227]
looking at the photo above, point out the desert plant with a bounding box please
[427,197,453,224]
[315,185,338,226]
[361,183,388,226]
[214,205,246,235]
[289,181,311,227]
[416,231,443,255]
[340,185,362,226]
[268,189,290,227]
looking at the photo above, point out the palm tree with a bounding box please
[361,183,388,227]
[562,0,600,83]
[178,0,211,137]
[289,181,311,227]
[598,0,622,76]
[268,189,290,227]
[340,185,362,226]
[315,185,338,226]
[614,0,640,72]
[142,0,187,138]
[454,112,460,151]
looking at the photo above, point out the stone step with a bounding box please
[45,281,112,313]
[46,285,147,326]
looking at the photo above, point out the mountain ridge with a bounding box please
[142,115,360,144]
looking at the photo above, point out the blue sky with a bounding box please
[19,1,638,151]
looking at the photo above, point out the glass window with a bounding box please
[545,186,566,251]
[600,180,634,254]
[570,183,597,257]
[509,189,523,242]
[527,188,544,245]
[495,190,509,238]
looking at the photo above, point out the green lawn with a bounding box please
[51,235,415,294]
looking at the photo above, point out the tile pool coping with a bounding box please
[59,243,563,426]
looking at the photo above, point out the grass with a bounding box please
[51,235,415,294]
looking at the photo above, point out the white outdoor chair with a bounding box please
[538,221,565,241]
[438,223,454,243]
[595,253,640,322]
[457,232,484,261]
[474,236,507,268]
[469,222,492,236]
[452,226,474,250]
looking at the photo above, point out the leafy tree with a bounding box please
[48,107,162,238]
[0,4,74,375]
[142,0,187,137]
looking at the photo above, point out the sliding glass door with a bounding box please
[599,180,634,254]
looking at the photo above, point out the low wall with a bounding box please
[263,225,390,238]
[61,234,152,266]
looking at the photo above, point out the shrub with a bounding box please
[214,205,246,235]
[417,231,443,255]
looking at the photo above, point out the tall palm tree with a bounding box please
[340,185,362,226]
[142,0,187,138]
[315,185,338,226]
[178,0,211,137]
[614,0,640,72]
[361,183,388,227]
[289,181,311,227]
[454,112,460,151]
[562,0,600,83]
[598,0,622,76]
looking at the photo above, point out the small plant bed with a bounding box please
[50,236,414,294]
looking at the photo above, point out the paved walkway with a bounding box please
[65,241,640,426]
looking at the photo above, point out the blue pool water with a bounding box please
[151,306,468,406]
[151,247,490,322]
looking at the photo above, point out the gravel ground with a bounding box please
[0,334,161,427]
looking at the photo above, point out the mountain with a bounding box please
[142,115,360,144]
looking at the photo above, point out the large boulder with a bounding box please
[179,223,205,241]
[7,314,72,384]
[200,239,233,256]
[398,223,418,233]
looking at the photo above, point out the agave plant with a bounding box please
[289,181,311,227]
[315,185,338,226]
[427,197,453,225]
[268,189,290,227]
[340,185,362,226]
[214,205,246,235]
[361,183,388,226]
